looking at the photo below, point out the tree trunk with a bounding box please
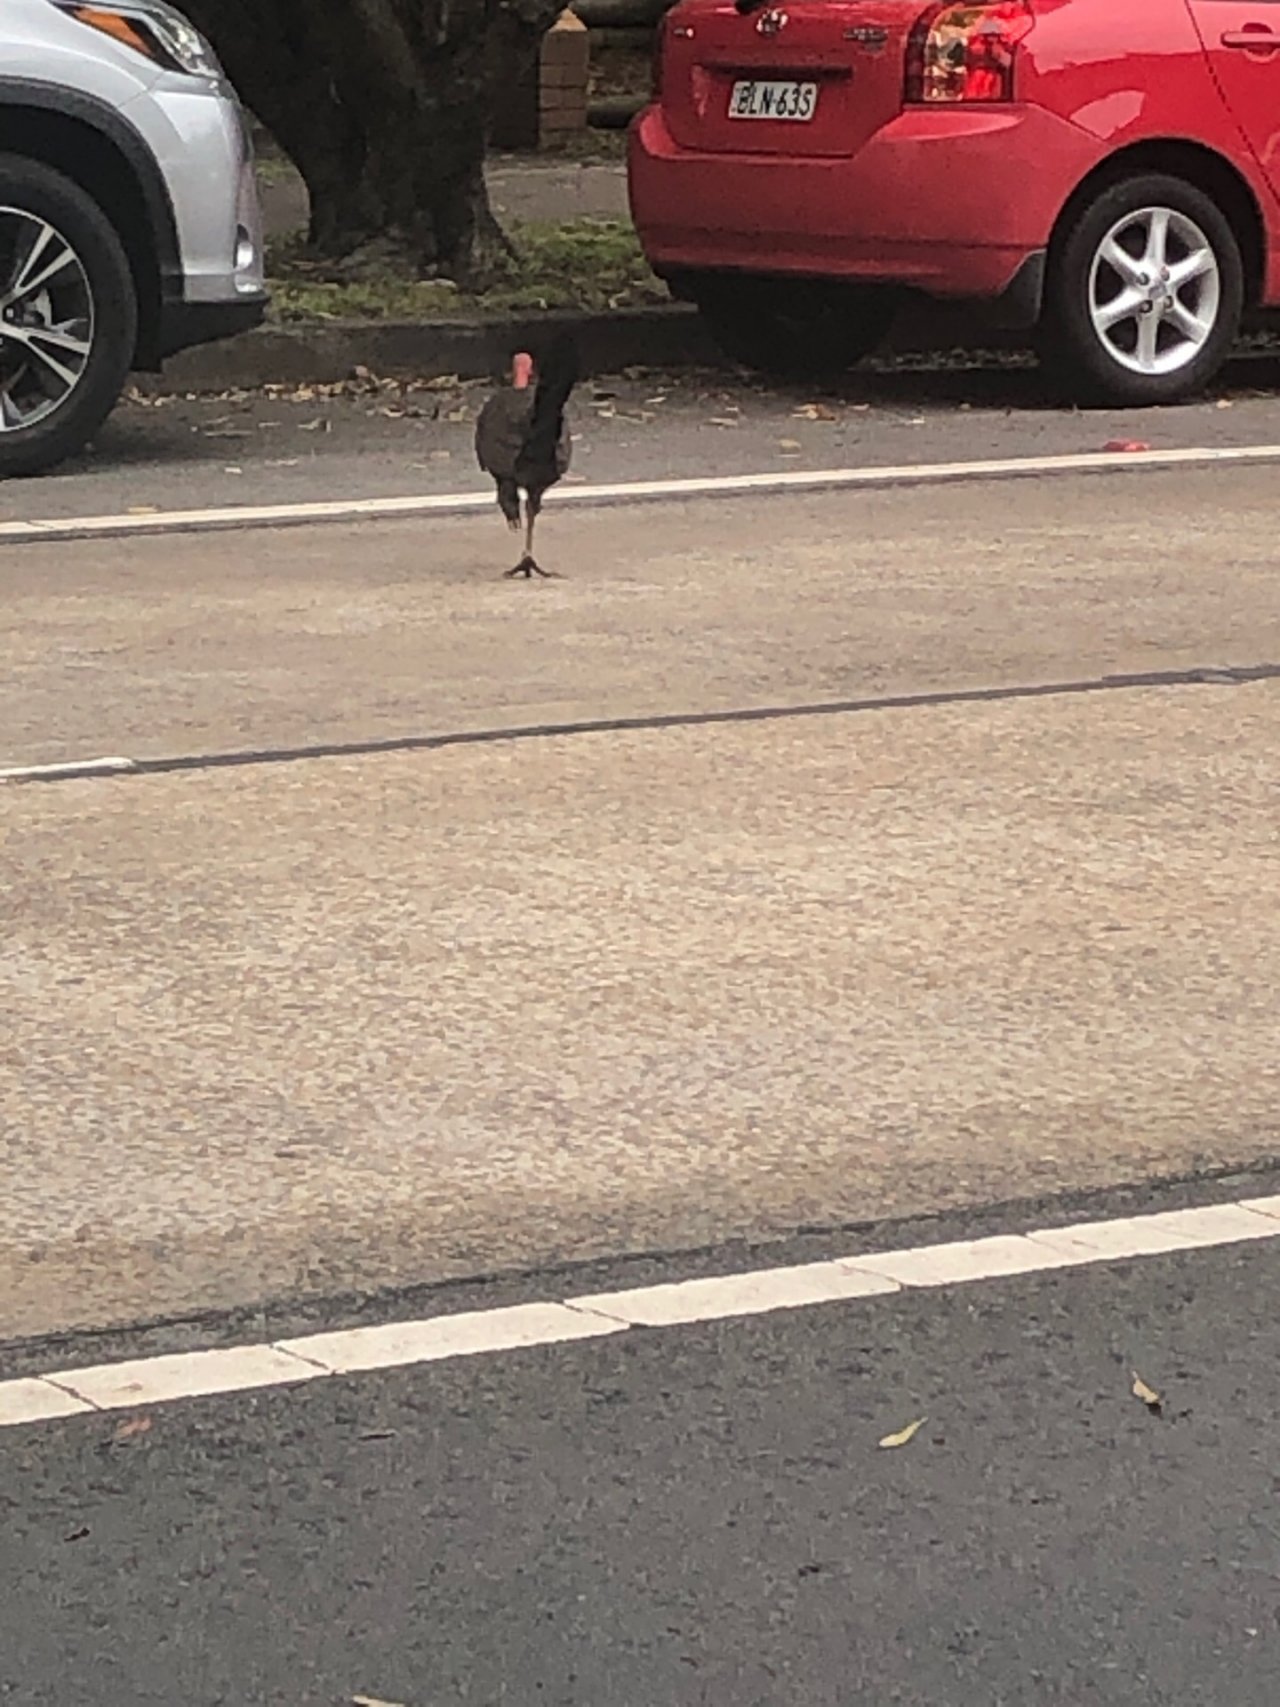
[182,0,562,281]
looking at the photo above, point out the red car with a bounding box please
[629,0,1280,403]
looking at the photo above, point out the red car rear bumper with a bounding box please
[628,103,1103,304]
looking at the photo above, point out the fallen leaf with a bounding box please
[114,1415,153,1442]
[707,416,739,427]
[778,438,803,454]
[298,417,326,432]
[425,373,459,390]
[878,1417,926,1449]
[351,1696,406,1707]
[224,466,243,475]
[1215,398,1233,409]
[793,402,837,421]
[1132,1372,1163,1413]
[63,1526,91,1543]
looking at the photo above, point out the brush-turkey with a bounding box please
[474,336,579,579]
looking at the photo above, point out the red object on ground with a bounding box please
[1104,440,1153,453]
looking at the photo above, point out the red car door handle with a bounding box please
[1222,28,1279,49]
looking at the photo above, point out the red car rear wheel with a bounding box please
[1037,172,1244,407]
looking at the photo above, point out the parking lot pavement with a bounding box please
[5,354,1280,523]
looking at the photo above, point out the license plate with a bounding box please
[728,79,819,121]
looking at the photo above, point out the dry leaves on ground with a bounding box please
[113,1415,153,1443]
[1131,1372,1163,1414]
[878,1417,927,1450]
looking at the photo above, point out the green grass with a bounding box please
[267,217,667,324]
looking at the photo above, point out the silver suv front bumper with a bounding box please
[125,75,268,359]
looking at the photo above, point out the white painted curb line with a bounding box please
[2,1194,1278,1429]
[4,443,1280,545]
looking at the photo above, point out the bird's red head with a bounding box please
[512,351,535,390]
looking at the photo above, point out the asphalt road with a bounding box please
[3,1176,1279,1706]
[5,353,1280,523]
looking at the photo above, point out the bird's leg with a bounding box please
[504,498,557,580]
[523,497,560,580]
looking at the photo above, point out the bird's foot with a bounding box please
[503,555,560,580]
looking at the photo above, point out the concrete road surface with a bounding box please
[2,465,1278,1341]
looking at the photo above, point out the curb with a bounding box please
[143,301,1032,395]
[146,305,722,393]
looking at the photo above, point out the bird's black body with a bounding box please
[475,335,579,578]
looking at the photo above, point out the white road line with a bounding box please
[0,1379,94,1427]
[276,1302,623,1375]
[2,1194,1279,1430]
[48,1345,330,1412]
[4,443,1280,545]
[0,756,137,785]
[569,1259,901,1328]
[839,1233,1088,1289]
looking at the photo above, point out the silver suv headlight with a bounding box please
[52,2,223,80]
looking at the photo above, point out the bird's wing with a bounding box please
[475,390,532,477]
[474,394,500,473]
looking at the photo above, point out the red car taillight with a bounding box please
[905,1,1035,104]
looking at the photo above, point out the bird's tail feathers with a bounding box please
[519,333,579,481]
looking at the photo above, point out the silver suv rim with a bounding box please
[1088,205,1221,377]
[0,207,96,434]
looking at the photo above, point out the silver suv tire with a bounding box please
[0,153,138,479]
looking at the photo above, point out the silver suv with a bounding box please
[1,0,266,477]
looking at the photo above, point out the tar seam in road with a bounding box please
[3,662,1276,788]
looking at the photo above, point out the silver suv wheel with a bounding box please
[0,155,136,480]
[0,208,96,433]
